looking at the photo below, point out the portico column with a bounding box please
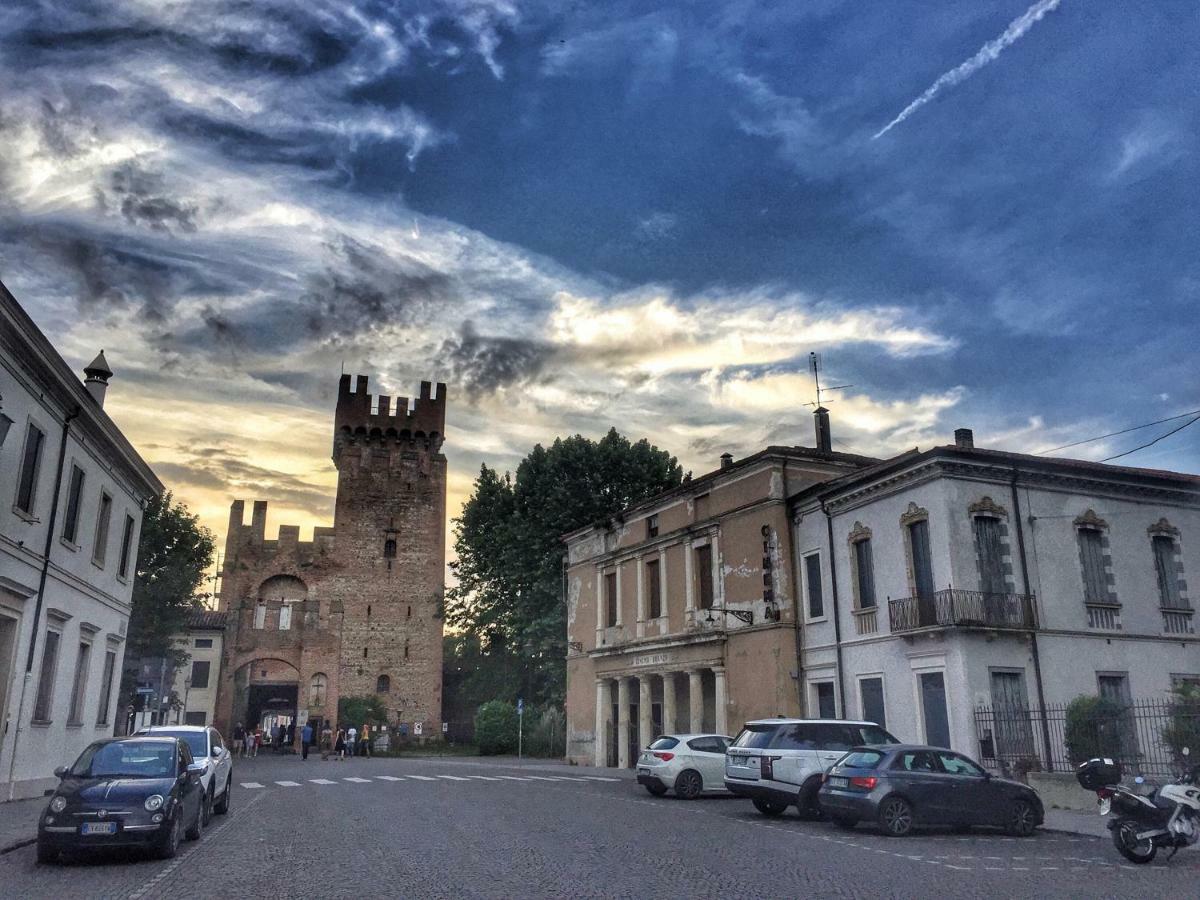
[661,672,676,735]
[713,666,728,735]
[639,676,653,746]
[688,669,703,733]
[594,680,609,767]
[617,677,632,769]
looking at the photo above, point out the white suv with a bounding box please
[724,718,898,817]
[137,726,233,825]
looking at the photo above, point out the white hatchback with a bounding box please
[137,726,233,825]
[636,734,732,799]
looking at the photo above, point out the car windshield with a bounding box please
[849,725,899,745]
[837,750,883,769]
[649,737,679,750]
[145,730,207,759]
[731,725,778,749]
[70,741,176,778]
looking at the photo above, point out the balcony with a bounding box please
[888,589,1038,634]
[1162,607,1195,635]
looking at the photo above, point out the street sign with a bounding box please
[517,697,524,715]
[414,722,423,736]
[442,722,448,733]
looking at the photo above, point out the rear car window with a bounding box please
[769,724,818,750]
[838,750,883,769]
[649,737,679,750]
[847,724,899,746]
[731,725,778,749]
[688,737,726,753]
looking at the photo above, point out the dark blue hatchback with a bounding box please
[817,744,1043,837]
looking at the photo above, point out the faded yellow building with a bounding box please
[563,411,876,767]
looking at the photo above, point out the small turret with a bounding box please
[332,374,446,461]
[83,350,113,408]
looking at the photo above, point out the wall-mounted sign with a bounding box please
[632,652,672,668]
[414,722,424,736]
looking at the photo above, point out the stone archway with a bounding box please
[233,657,301,740]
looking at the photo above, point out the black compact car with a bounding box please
[37,736,207,863]
[817,744,1044,837]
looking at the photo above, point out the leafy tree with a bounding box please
[447,429,683,708]
[1162,682,1200,765]
[337,695,389,729]
[475,700,519,755]
[119,492,215,710]
[1064,695,1128,764]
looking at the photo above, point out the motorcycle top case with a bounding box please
[1076,758,1122,790]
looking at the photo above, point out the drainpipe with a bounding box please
[1010,466,1053,772]
[821,500,847,717]
[6,405,80,800]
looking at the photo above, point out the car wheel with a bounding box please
[36,840,58,865]
[644,783,668,797]
[674,770,703,800]
[184,800,203,841]
[878,796,914,837]
[796,776,824,820]
[201,786,213,827]
[1006,799,1037,837]
[752,797,788,817]
[155,812,181,860]
[214,777,231,815]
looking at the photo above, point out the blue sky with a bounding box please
[1,0,1197,543]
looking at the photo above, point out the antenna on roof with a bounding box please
[803,352,853,408]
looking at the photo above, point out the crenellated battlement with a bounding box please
[333,374,446,454]
[226,499,336,553]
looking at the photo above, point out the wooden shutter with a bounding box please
[973,517,1007,595]
[1152,536,1182,609]
[854,540,876,609]
[909,520,935,599]
[1078,530,1108,603]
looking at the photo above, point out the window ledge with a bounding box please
[851,606,878,616]
[59,536,79,553]
[11,505,39,524]
[806,615,828,624]
[30,719,52,727]
[1084,601,1122,610]
[66,721,83,728]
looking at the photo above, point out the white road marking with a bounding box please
[436,775,469,781]
[496,776,529,781]
[523,776,559,781]
[375,775,404,781]
[406,775,438,781]
[241,782,264,788]
[343,777,371,783]
[465,775,500,780]
[275,780,301,787]
[309,779,337,785]
[582,776,621,782]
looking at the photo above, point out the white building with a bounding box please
[172,609,226,727]
[0,281,161,800]
[790,428,1198,769]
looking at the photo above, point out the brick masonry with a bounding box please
[213,374,446,738]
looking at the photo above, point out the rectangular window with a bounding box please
[15,423,46,514]
[646,559,662,619]
[908,520,935,598]
[1078,529,1109,603]
[118,514,136,579]
[860,677,886,729]
[695,544,714,610]
[194,638,213,649]
[1097,672,1138,760]
[604,572,617,627]
[1153,536,1184,609]
[32,630,61,722]
[61,465,85,543]
[278,604,292,631]
[253,604,266,629]
[815,681,836,718]
[190,660,211,690]
[96,649,116,725]
[973,516,1007,595]
[853,540,875,610]
[184,711,207,725]
[989,670,1035,758]
[647,514,659,539]
[68,641,92,724]
[92,492,113,567]
[804,553,824,619]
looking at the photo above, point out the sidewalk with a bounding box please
[1041,807,1108,839]
[0,795,44,854]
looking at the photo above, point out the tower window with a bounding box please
[363,646,368,658]
[384,538,397,558]
[367,604,372,618]
[406,605,411,619]
[404,640,409,659]
[376,674,390,693]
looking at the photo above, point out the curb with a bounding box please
[0,836,36,856]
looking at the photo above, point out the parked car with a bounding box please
[724,718,899,817]
[37,736,206,863]
[637,734,732,799]
[818,744,1044,837]
[136,725,233,824]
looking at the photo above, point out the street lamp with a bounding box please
[180,677,191,725]
[703,606,754,626]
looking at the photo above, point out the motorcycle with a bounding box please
[1076,747,1200,864]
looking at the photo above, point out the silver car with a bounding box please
[136,726,233,825]
[636,734,732,799]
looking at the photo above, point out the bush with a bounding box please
[524,707,566,758]
[337,695,388,729]
[475,700,519,755]
[1162,682,1200,764]
[1063,695,1128,764]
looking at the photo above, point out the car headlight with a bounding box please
[50,796,67,813]
[144,794,164,811]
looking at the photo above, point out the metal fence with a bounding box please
[973,696,1200,779]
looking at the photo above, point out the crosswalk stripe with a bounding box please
[496,776,529,781]
[523,775,559,781]
[375,775,404,781]
[465,775,500,781]
[549,776,588,782]
[309,779,337,785]
[406,775,437,781]
[582,776,621,782]
[275,780,301,787]
[241,782,264,789]
[343,777,371,783]
[436,775,469,781]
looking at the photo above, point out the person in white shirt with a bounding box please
[346,725,357,757]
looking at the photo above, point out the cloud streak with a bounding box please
[872,0,1065,140]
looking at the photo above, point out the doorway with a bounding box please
[919,672,951,748]
[0,613,18,750]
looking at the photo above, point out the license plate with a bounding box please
[638,767,651,775]
[729,755,748,764]
[81,822,118,836]
[828,776,848,788]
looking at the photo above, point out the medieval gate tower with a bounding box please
[214,375,446,741]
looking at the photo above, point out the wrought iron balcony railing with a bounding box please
[888,589,1038,633]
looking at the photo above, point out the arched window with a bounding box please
[309,673,327,707]
[376,674,391,693]
[384,538,397,559]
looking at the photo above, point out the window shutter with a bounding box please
[855,540,876,609]
[1078,530,1108,603]
[1152,536,1182,609]
[909,520,935,598]
[973,517,1006,595]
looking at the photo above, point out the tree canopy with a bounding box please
[446,428,684,707]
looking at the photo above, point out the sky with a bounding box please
[2,0,1198,562]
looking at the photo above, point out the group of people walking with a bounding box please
[319,722,374,760]
[229,720,376,760]
[230,721,296,757]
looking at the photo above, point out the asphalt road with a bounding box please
[2,754,1197,899]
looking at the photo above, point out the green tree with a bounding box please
[337,695,389,728]
[1063,695,1128,764]
[447,429,683,708]
[119,492,215,709]
[474,700,519,755]
[1162,682,1200,764]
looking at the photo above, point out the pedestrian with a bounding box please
[301,721,313,760]
[335,725,346,761]
[361,723,371,758]
[346,724,357,758]
[270,722,280,753]
[253,728,261,757]
[232,722,245,758]
[320,722,332,761]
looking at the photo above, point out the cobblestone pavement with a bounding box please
[2,754,1197,899]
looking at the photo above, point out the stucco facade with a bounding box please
[0,281,161,800]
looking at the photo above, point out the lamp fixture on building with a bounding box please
[567,640,584,653]
[704,606,753,625]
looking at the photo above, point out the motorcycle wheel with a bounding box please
[1111,820,1157,864]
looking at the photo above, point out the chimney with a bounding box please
[954,428,974,450]
[813,406,832,453]
[83,350,113,408]
[719,452,733,470]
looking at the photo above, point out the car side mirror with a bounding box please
[211,747,221,757]
[53,766,69,779]
[187,762,206,778]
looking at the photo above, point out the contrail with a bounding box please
[872,0,1065,140]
